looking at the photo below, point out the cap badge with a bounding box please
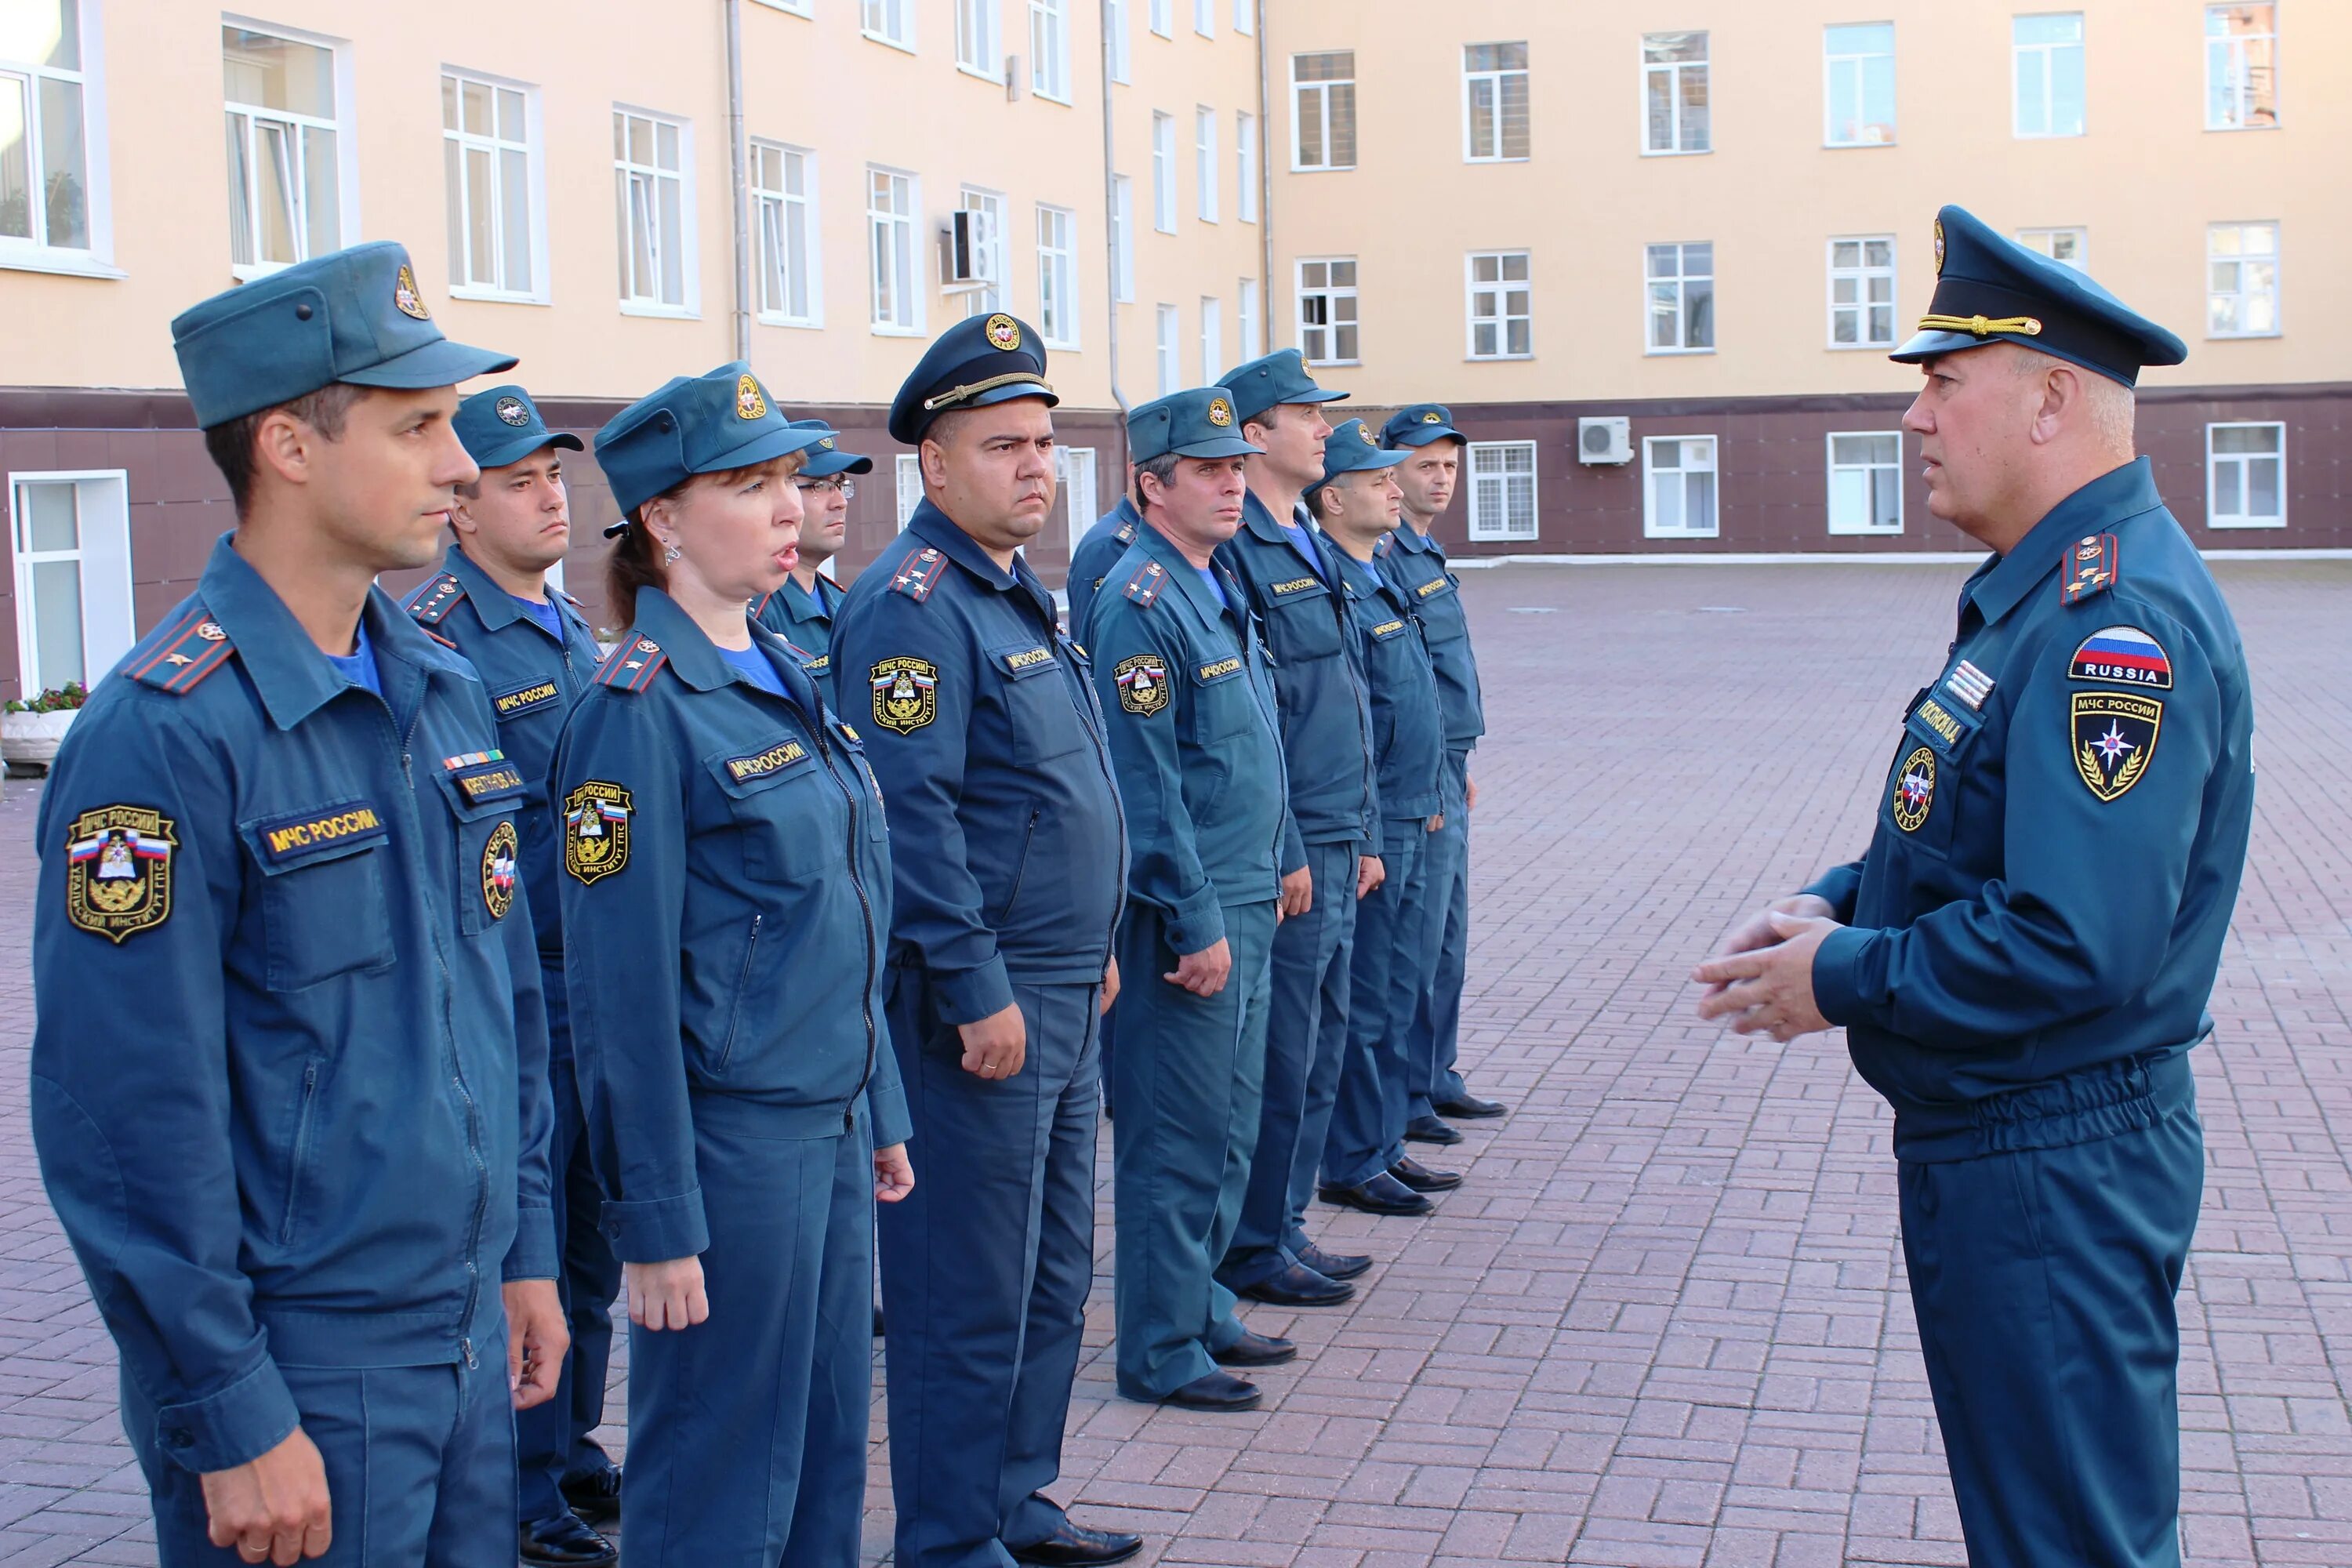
[735,373,768,421]
[494,395,529,427]
[1356,423,1377,446]
[985,313,1022,352]
[1421,410,1443,423]
[1207,397,1233,427]
[818,435,836,448]
[1933,218,1946,277]
[394,263,430,321]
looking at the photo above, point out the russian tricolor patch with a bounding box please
[2069,625,2172,691]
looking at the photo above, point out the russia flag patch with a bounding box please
[2069,625,2173,690]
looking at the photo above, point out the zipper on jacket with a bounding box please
[714,913,764,1076]
[278,1061,321,1245]
[993,808,1042,924]
[811,724,882,1131]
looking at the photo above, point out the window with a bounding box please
[1058,446,1099,553]
[1193,0,1213,36]
[1200,295,1224,381]
[1149,0,1171,38]
[1463,42,1530,162]
[2207,222,2279,336]
[1642,32,1709,154]
[1156,303,1181,394]
[1824,22,1895,145]
[613,107,691,310]
[2016,226,2087,270]
[442,71,538,299]
[2013,13,2085,137]
[1646,241,1713,353]
[956,0,1001,77]
[223,24,347,276]
[1827,433,1903,534]
[868,166,922,332]
[1036,203,1077,347]
[1233,0,1254,35]
[753,141,818,325]
[1828,236,1896,348]
[1151,111,1176,231]
[1107,0,1130,82]
[1297,256,1358,365]
[1643,437,1719,539]
[863,0,915,49]
[1238,276,1261,358]
[895,452,924,529]
[753,0,813,14]
[1291,52,1356,170]
[2206,423,2284,528]
[0,0,98,263]
[1195,107,1218,221]
[1030,0,1070,101]
[2205,5,2276,130]
[1465,442,1538,543]
[1466,251,1531,359]
[959,187,1006,315]
[1235,111,1258,221]
[9,471,132,695]
[1111,174,1134,302]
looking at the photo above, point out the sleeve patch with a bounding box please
[2071,691,2161,802]
[562,782,633,884]
[1115,655,1171,715]
[62,805,178,942]
[869,657,939,734]
[2069,625,2172,690]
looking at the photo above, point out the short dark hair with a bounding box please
[1131,452,1184,513]
[200,382,366,518]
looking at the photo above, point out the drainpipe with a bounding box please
[1256,0,1272,350]
[1100,0,1128,478]
[726,0,752,361]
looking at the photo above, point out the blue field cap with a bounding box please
[454,384,583,470]
[787,418,875,477]
[1127,387,1265,464]
[1381,403,1466,449]
[170,241,516,428]
[1306,418,1410,498]
[594,363,834,526]
[887,312,1057,445]
[1223,349,1347,427]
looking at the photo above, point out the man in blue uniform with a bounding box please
[31,241,562,1567]
[755,417,871,709]
[1695,205,2255,1568]
[1065,488,1141,644]
[1380,405,1506,1140]
[1087,387,1297,1413]
[833,314,1139,1568]
[402,385,619,1566]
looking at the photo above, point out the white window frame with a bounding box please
[1462,41,1530,163]
[2206,220,2281,339]
[1036,202,1078,347]
[2205,421,2285,529]
[895,452,924,529]
[1150,111,1177,232]
[1106,0,1130,82]
[862,0,916,52]
[1194,106,1218,222]
[1148,0,1171,39]
[1238,275,1261,358]
[442,67,546,303]
[2012,13,2086,139]
[9,470,134,695]
[2015,226,2088,270]
[1193,0,1213,37]
[1232,0,1254,35]
[1235,111,1258,222]
[612,104,697,315]
[1822,21,1896,147]
[1029,0,1071,103]
[1827,234,1897,350]
[1465,441,1539,543]
[1058,445,1099,554]
[752,139,820,327]
[956,0,1002,80]
[2205,3,2278,131]
[1110,174,1134,302]
[1642,435,1720,539]
[957,186,1007,316]
[1290,51,1356,172]
[0,0,114,275]
[752,0,814,15]
[1465,249,1532,361]
[867,165,924,335]
[1640,31,1710,155]
[1825,431,1904,535]
[1296,256,1359,366]
[1155,303,1181,395]
[1645,241,1714,355]
[1199,293,1223,382]
[223,17,358,281]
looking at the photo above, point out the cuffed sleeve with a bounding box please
[597,1189,711,1265]
[1802,861,1866,924]
[929,956,1017,1025]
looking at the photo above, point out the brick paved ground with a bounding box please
[0,560,2346,1567]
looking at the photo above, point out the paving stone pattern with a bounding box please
[0,561,2345,1566]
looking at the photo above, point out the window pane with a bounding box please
[227,113,253,265]
[1686,280,1713,347]
[25,480,76,550]
[222,27,333,117]
[656,121,679,171]
[1507,318,1530,355]
[1687,471,1717,532]
[1685,243,1711,274]
[465,144,492,281]
[2212,424,2279,454]
[1328,83,1356,164]
[1679,66,1709,150]
[2249,456,2279,516]
[659,176,682,302]
[254,119,296,263]
[1831,467,1865,530]
[0,0,79,71]
[1644,31,1705,64]
[627,114,651,165]
[2051,42,2085,134]
[1649,283,1679,347]
[31,557,85,688]
[497,87,525,143]
[1468,77,1494,156]
[445,138,466,278]
[1333,259,1355,287]
[2016,49,2046,134]
[462,78,492,136]
[500,146,531,286]
[2212,462,2242,515]
[1645,68,1672,150]
[0,77,29,240]
[37,74,85,246]
[441,74,459,132]
[1500,74,1529,158]
[1654,473,1682,532]
[2017,13,2082,44]
[1871,468,1900,529]
[303,125,338,258]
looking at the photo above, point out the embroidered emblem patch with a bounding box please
[63,805,176,942]
[1356,423,1378,446]
[985,313,1022,351]
[481,821,518,920]
[1944,659,1994,711]
[563,782,633,884]
[2070,626,2172,690]
[735,373,768,420]
[1421,410,1443,423]
[394,263,430,320]
[1115,655,1171,716]
[2072,691,2161,803]
[1891,746,1936,833]
[818,435,836,448]
[1933,218,1946,275]
[1207,397,1234,427]
[870,657,938,735]
[495,395,529,426]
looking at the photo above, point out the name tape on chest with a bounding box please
[494,679,562,717]
[254,802,388,866]
[725,738,811,782]
[1196,655,1243,682]
[62,805,178,942]
[1268,576,1322,597]
[449,759,528,804]
[1370,618,1408,639]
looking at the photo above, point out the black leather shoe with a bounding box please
[1236,1261,1352,1307]
[1433,1092,1506,1119]
[1404,1114,1464,1145]
[1319,1172,1432,1216]
[557,1465,621,1525]
[1388,1155,1462,1192]
[1211,1328,1298,1367]
[1296,1241,1371,1281]
[521,1512,618,1567]
[1160,1370,1261,1410]
[1011,1519,1145,1567]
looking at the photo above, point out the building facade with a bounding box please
[1,0,2341,698]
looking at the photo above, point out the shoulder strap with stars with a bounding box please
[2061,533,2120,607]
[1121,559,1167,608]
[1115,517,1137,544]
[125,601,238,695]
[1371,532,1393,560]
[593,632,670,693]
[888,547,950,604]
[405,572,466,626]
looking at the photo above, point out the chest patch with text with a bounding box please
[494,680,562,717]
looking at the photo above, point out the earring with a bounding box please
[662,543,681,564]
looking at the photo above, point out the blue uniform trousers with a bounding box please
[126,1312,517,1568]
[515,960,621,1525]
[878,974,1102,1568]
[1407,749,1473,1118]
[1110,898,1277,1399]
[622,1100,875,1568]
[1323,819,1432,1187]
[1221,839,1359,1287]
[1899,1059,2203,1568]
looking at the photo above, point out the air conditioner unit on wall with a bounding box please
[1578,416,1633,466]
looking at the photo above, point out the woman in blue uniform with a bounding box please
[554,362,914,1567]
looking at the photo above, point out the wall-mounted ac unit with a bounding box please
[1577,416,1633,466]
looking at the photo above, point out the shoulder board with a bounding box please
[1371,532,1393,559]
[2061,533,2119,607]
[419,626,459,651]
[557,589,585,609]
[1115,518,1137,544]
[593,633,670,693]
[405,572,466,626]
[752,588,782,619]
[125,602,238,695]
[1122,560,1168,608]
[888,547,950,604]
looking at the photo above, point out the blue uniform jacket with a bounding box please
[831,503,1127,1023]
[1087,521,1290,951]
[553,590,908,1265]
[1377,523,1486,750]
[403,545,603,960]
[30,535,554,1475]
[754,572,844,710]
[1337,550,1443,821]
[1064,497,1141,647]
[1803,459,2256,1148]
[1218,493,1377,871]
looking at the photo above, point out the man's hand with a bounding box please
[1426,813,1443,833]
[1101,956,1120,1014]
[1279,866,1313,919]
[1356,855,1385,899]
[1700,894,1836,985]
[874,1142,915,1203]
[1690,901,1840,1042]
[625,1257,710,1331]
[1465,774,1479,811]
[1164,938,1233,996]
[202,1428,332,1566]
[958,1001,1027,1081]
[503,1278,568,1410]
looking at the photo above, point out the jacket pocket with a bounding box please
[278,1059,321,1245]
[1184,652,1259,743]
[989,808,1043,924]
[713,913,764,1078]
[989,641,1089,764]
[435,763,529,937]
[238,803,396,991]
[702,734,832,883]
